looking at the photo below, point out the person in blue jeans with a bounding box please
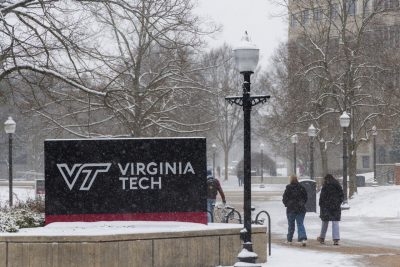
[206,170,226,222]
[282,175,308,246]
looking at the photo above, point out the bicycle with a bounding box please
[210,203,269,227]
[209,202,240,223]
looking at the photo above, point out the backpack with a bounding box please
[207,177,218,198]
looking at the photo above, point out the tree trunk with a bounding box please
[319,143,328,177]
[224,148,229,181]
[348,142,358,198]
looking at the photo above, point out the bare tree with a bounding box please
[265,0,400,196]
[2,0,218,137]
[201,44,243,180]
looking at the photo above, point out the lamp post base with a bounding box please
[235,242,259,266]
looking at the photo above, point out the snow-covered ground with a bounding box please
[0,173,399,267]
[219,174,400,267]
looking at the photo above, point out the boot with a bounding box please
[333,239,339,246]
[317,236,325,244]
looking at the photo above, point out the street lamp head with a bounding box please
[308,124,317,137]
[372,125,377,136]
[291,134,298,144]
[211,143,217,150]
[233,31,259,74]
[339,111,350,128]
[4,116,16,134]
[260,142,265,148]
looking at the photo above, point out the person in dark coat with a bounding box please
[282,175,308,245]
[236,161,244,187]
[317,174,344,245]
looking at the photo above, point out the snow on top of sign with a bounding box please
[45,137,206,141]
[0,221,254,237]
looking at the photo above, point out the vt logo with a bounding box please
[57,163,111,190]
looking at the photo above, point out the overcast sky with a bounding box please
[196,0,288,70]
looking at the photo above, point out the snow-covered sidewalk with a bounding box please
[218,175,400,266]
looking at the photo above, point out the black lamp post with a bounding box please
[225,32,269,265]
[307,125,317,180]
[4,116,16,207]
[260,143,265,188]
[372,125,378,186]
[340,111,350,209]
[291,134,298,175]
[212,143,217,177]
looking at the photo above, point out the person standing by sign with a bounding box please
[317,174,344,245]
[282,175,308,246]
[207,169,226,222]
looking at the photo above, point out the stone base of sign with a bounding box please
[0,225,267,267]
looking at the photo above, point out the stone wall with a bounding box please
[0,226,267,267]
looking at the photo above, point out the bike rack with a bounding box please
[255,210,272,256]
[225,207,242,224]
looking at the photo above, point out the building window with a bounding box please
[346,0,356,15]
[302,10,310,24]
[364,0,371,13]
[386,0,399,8]
[374,0,399,9]
[362,156,370,168]
[314,8,324,21]
[378,146,386,163]
[330,3,339,19]
[290,14,297,28]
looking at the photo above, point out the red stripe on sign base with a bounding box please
[45,212,208,225]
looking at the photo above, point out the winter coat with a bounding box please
[282,182,308,213]
[319,180,344,221]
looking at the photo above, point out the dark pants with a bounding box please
[238,176,243,186]
[286,211,307,242]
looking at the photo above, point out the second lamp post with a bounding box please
[4,116,16,207]
[291,134,298,175]
[260,143,265,188]
[340,111,350,209]
[372,125,378,186]
[307,125,317,180]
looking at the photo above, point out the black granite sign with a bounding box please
[45,138,207,224]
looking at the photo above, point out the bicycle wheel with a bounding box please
[213,205,225,223]
[225,209,242,224]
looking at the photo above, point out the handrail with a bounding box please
[255,210,272,256]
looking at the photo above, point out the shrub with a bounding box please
[0,197,45,233]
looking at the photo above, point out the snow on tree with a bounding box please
[263,0,400,196]
[1,0,218,137]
